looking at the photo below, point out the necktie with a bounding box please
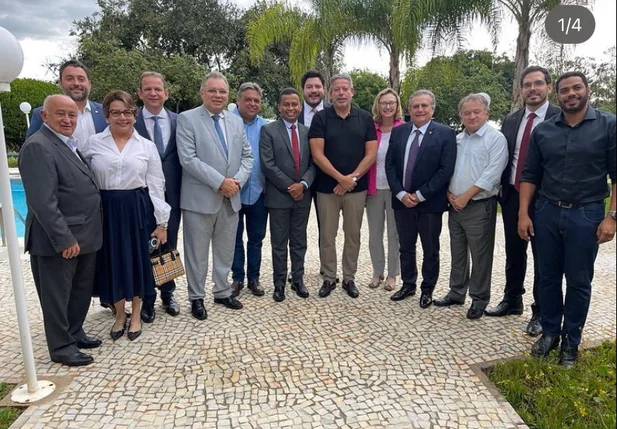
[514,112,537,191]
[67,138,78,152]
[291,124,301,180]
[404,130,421,192]
[151,116,165,155]
[212,114,228,158]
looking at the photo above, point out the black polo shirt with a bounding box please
[521,106,616,204]
[308,105,377,193]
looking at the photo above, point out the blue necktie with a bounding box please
[151,116,165,155]
[404,130,421,192]
[212,114,228,158]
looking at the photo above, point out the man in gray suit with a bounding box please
[19,95,103,366]
[260,88,316,302]
[176,71,253,320]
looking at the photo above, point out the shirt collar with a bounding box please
[525,100,549,120]
[142,107,168,120]
[44,124,71,144]
[283,119,299,129]
[327,104,357,118]
[556,105,596,124]
[204,106,226,119]
[304,101,323,113]
[82,101,91,113]
[233,108,263,125]
[465,122,490,137]
[411,120,432,135]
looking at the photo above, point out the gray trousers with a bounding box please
[366,189,400,278]
[183,200,239,300]
[447,198,497,310]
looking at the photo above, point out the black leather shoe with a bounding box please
[342,280,359,298]
[76,336,102,349]
[531,334,560,357]
[191,299,208,320]
[127,328,142,341]
[318,281,336,298]
[110,327,125,341]
[52,351,94,367]
[247,280,265,297]
[230,281,244,298]
[433,295,465,307]
[390,285,416,301]
[558,337,578,369]
[273,286,285,302]
[526,313,543,337]
[214,296,244,310]
[485,301,524,317]
[466,304,483,320]
[162,295,180,316]
[291,281,309,298]
[141,303,155,324]
[419,292,433,309]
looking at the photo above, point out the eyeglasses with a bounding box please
[109,109,135,118]
[379,101,397,107]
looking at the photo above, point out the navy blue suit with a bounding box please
[134,108,182,304]
[385,120,457,293]
[26,101,107,138]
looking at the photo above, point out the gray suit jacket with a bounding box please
[260,119,315,209]
[176,105,253,214]
[18,126,103,256]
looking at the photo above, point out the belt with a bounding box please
[468,196,497,204]
[545,199,603,209]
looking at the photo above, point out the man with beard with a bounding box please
[485,66,560,337]
[27,60,107,141]
[519,71,616,368]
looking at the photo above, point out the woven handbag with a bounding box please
[151,245,185,286]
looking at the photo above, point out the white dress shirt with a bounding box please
[396,120,432,202]
[509,100,550,184]
[79,127,171,224]
[141,107,171,151]
[376,131,391,190]
[303,101,324,128]
[74,101,97,147]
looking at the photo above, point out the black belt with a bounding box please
[468,196,497,204]
[544,199,603,209]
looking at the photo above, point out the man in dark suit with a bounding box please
[385,90,457,308]
[26,60,107,140]
[19,95,103,367]
[260,88,316,302]
[134,71,182,322]
[485,66,561,336]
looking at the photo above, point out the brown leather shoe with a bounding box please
[231,281,244,298]
[247,280,265,296]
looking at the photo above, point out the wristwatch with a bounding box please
[352,176,358,183]
[157,222,168,230]
[608,211,617,220]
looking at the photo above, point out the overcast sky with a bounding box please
[1,0,614,81]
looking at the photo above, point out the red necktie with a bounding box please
[514,112,537,191]
[291,124,301,180]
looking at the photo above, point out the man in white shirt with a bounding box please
[135,72,182,322]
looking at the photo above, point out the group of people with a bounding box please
[19,59,615,371]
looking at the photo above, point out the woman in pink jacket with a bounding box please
[366,89,405,291]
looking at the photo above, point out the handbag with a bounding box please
[150,244,185,286]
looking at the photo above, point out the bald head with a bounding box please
[41,95,79,137]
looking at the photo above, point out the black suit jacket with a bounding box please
[385,121,457,213]
[500,103,561,200]
[135,108,182,215]
[19,126,103,256]
[298,102,331,126]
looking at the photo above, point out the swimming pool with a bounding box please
[0,178,27,238]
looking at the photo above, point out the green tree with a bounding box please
[0,79,61,150]
[348,69,388,112]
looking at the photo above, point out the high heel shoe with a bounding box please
[127,322,142,341]
[110,326,125,341]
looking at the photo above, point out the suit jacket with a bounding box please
[18,126,103,256]
[500,103,561,200]
[260,119,316,209]
[135,108,182,214]
[298,102,331,126]
[26,101,107,139]
[176,105,253,214]
[385,121,457,213]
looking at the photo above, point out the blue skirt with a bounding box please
[96,188,156,303]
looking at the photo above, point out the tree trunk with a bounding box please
[511,20,532,111]
[389,43,401,93]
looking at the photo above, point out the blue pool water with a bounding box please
[1,178,27,237]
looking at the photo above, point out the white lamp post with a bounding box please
[19,101,31,129]
[0,25,55,404]
[227,102,237,112]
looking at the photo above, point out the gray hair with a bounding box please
[408,90,436,109]
[42,94,73,112]
[200,71,229,91]
[330,73,354,89]
[237,82,263,99]
[458,93,490,116]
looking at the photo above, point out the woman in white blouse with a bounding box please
[80,90,170,342]
[366,89,405,291]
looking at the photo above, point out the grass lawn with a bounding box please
[0,383,22,429]
[488,340,616,429]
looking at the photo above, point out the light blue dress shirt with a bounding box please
[234,109,268,205]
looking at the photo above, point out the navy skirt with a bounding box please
[96,188,156,304]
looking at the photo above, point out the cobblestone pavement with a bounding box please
[1,212,615,429]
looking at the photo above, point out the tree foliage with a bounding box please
[348,69,388,112]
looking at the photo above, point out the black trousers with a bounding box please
[31,252,96,360]
[270,204,311,288]
[394,210,443,293]
[500,184,540,312]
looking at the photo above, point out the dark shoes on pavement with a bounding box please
[291,281,309,298]
[433,295,465,307]
[466,305,484,320]
[76,336,102,349]
[162,295,181,316]
[247,280,265,296]
[526,313,543,337]
[342,280,359,298]
[141,304,155,324]
[419,292,433,309]
[318,281,336,298]
[191,299,208,320]
[390,285,416,302]
[214,296,244,310]
[484,301,524,317]
[531,334,560,357]
[273,286,285,302]
[231,281,244,298]
[52,351,94,367]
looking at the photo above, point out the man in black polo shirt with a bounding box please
[309,73,378,298]
[519,71,616,368]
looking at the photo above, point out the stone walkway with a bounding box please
[1,212,615,429]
